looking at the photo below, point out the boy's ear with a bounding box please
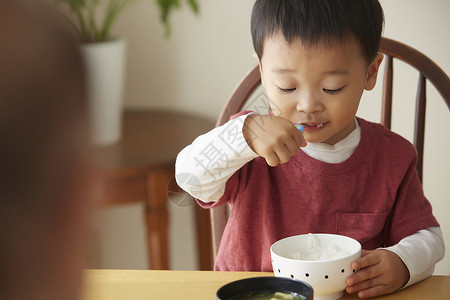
[253,51,259,61]
[253,51,265,88]
[365,53,384,91]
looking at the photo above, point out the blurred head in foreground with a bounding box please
[0,1,95,300]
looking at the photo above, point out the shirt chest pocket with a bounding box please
[336,212,388,248]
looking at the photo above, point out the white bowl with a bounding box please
[270,234,361,300]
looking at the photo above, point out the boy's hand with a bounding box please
[346,249,410,298]
[243,115,306,166]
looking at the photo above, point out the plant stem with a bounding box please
[75,7,89,42]
[99,0,132,41]
[56,11,84,41]
[57,0,199,42]
[87,0,100,42]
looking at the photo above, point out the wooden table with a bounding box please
[81,269,450,299]
[96,110,215,270]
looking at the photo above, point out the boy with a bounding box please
[176,0,444,298]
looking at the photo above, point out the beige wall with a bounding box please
[96,0,449,274]
[115,0,256,119]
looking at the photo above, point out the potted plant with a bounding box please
[55,0,199,42]
[54,0,199,145]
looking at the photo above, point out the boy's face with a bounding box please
[258,33,383,145]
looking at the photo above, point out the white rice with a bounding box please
[288,234,350,261]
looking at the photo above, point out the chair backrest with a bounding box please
[210,37,450,261]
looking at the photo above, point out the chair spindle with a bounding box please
[381,55,393,129]
[414,74,427,183]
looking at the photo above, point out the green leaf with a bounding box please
[55,0,199,41]
[55,0,87,11]
[155,0,199,37]
[187,0,199,13]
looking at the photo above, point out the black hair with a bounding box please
[251,0,384,63]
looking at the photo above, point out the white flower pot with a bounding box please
[80,38,126,145]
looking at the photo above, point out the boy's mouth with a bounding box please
[301,122,326,128]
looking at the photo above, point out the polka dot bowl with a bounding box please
[270,234,361,300]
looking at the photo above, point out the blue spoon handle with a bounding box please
[295,125,305,133]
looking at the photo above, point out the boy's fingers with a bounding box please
[347,265,383,286]
[356,284,387,299]
[278,140,300,163]
[285,140,300,157]
[292,130,307,147]
[351,250,379,270]
[275,146,292,164]
[346,274,383,293]
[265,152,280,167]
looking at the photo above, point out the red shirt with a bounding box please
[198,118,439,271]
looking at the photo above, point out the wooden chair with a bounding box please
[210,37,450,261]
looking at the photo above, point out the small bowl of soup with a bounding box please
[271,233,361,300]
[216,276,313,300]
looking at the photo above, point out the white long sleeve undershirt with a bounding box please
[175,113,444,287]
[175,114,258,202]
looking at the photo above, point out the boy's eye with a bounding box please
[323,86,346,95]
[277,86,297,94]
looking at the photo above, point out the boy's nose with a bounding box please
[296,93,324,114]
